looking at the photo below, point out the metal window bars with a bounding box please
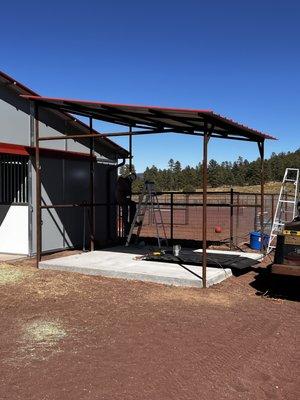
[0,154,28,204]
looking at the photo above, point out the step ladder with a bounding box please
[125,181,168,248]
[267,168,299,253]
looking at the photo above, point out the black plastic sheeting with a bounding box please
[143,249,259,270]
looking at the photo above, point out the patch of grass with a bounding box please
[196,182,282,194]
[25,320,67,344]
[4,320,68,365]
[0,263,28,285]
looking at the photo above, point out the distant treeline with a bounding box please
[119,148,300,192]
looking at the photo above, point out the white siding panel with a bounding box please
[0,99,30,145]
[0,205,28,254]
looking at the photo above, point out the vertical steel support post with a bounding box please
[258,140,265,252]
[129,126,133,172]
[106,168,111,242]
[35,104,42,267]
[230,188,234,250]
[170,193,174,244]
[202,128,210,288]
[89,117,95,251]
[28,102,35,257]
[128,126,133,235]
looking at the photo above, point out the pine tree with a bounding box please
[128,148,300,192]
[208,159,222,187]
[119,163,136,177]
[173,161,182,190]
[181,166,197,191]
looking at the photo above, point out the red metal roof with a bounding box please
[20,95,276,142]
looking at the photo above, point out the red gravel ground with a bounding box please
[0,257,299,400]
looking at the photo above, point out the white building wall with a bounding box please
[0,205,28,254]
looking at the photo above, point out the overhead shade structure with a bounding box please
[21,95,276,288]
[21,96,275,141]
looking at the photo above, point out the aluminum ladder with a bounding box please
[125,181,168,248]
[267,168,299,253]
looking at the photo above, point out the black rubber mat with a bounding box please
[144,249,259,270]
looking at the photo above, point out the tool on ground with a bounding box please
[267,168,299,254]
[125,181,168,248]
[173,244,181,256]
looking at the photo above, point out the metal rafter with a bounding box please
[148,109,198,130]
[100,105,173,130]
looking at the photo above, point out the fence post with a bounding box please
[170,193,174,244]
[271,194,275,223]
[185,193,190,225]
[254,193,258,231]
[236,192,240,246]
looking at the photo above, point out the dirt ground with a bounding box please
[0,256,299,400]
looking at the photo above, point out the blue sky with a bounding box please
[1,0,299,171]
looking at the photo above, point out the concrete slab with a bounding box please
[39,246,233,288]
[0,253,26,262]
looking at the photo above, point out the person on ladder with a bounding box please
[116,172,140,235]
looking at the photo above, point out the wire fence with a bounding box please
[118,190,281,245]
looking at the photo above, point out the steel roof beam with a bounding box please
[148,109,198,130]
[99,105,168,129]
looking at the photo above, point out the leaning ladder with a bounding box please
[125,181,168,248]
[267,168,299,253]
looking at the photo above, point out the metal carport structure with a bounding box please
[21,95,276,287]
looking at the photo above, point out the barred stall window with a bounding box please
[0,154,28,204]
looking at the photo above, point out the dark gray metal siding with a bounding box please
[30,158,117,254]
[0,81,120,255]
